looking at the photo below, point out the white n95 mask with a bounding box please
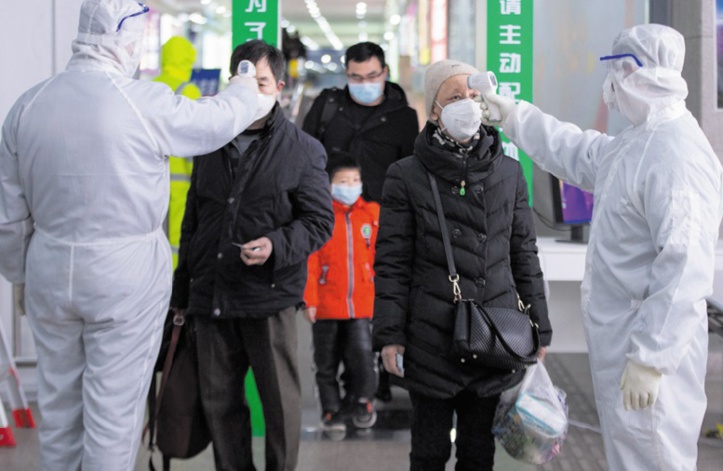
[602,74,619,112]
[254,93,277,121]
[437,99,482,142]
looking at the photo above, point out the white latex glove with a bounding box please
[480,93,517,127]
[228,74,259,91]
[619,360,662,411]
[13,283,25,315]
[228,60,259,90]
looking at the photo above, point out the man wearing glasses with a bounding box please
[303,42,419,205]
[302,41,419,406]
[482,24,723,470]
[0,1,262,469]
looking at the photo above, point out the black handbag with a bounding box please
[428,172,540,370]
[146,310,211,471]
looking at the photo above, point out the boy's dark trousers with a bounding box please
[312,318,375,414]
[194,306,300,471]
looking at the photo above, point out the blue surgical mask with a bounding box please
[348,82,384,105]
[331,183,363,206]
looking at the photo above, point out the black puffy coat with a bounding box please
[301,82,419,203]
[372,123,552,399]
[170,105,334,318]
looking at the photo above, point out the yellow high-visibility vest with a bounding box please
[153,37,202,267]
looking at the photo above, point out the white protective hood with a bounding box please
[503,22,723,470]
[69,0,148,77]
[606,24,688,126]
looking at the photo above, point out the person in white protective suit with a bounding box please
[482,24,723,470]
[0,0,264,469]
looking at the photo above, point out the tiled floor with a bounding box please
[2,351,723,470]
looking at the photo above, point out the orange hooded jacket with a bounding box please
[304,198,379,320]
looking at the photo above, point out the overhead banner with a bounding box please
[233,0,280,48]
[487,0,534,204]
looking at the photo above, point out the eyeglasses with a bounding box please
[346,70,385,84]
[116,2,150,32]
[599,53,643,68]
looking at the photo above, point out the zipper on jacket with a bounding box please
[460,157,469,196]
[319,265,329,285]
[345,212,355,318]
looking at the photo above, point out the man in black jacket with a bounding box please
[170,40,334,471]
[302,41,419,401]
[302,41,419,204]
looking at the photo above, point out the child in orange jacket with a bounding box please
[303,152,379,434]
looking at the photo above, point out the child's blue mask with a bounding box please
[331,183,363,206]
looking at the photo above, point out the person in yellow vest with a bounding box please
[153,36,202,266]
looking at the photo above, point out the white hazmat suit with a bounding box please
[0,0,259,469]
[497,24,723,470]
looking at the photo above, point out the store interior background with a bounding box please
[1,0,722,436]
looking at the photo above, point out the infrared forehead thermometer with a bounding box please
[237,60,256,78]
[468,71,501,122]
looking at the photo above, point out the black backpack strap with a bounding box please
[316,88,341,140]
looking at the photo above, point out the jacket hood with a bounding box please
[607,24,688,126]
[67,0,148,77]
[160,36,197,82]
[414,122,504,184]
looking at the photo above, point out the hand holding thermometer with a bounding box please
[468,71,501,122]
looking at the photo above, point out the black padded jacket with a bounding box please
[301,82,419,203]
[170,105,334,318]
[372,123,552,399]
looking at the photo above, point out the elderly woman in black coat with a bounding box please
[372,59,552,471]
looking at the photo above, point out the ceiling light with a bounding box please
[300,36,319,51]
[384,31,395,41]
[321,54,332,64]
[390,14,401,26]
[216,6,226,14]
[201,0,211,4]
[188,12,208,24]
[306,1,344,51]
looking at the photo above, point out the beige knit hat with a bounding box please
[424,59,480,117]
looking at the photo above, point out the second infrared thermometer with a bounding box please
[468,71,501,122]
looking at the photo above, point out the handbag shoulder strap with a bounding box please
[145,311,184,470]
[427,172,461,301]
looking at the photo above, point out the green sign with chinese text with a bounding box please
[233,0,280,48]
[487,0,534,203]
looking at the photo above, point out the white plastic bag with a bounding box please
[492,362,568,464]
